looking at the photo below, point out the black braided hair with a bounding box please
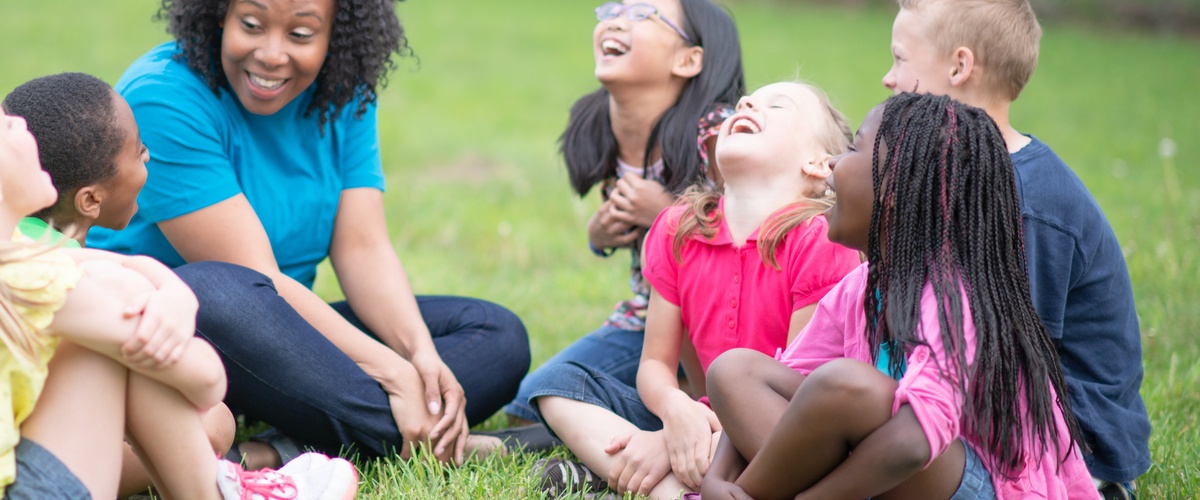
[3,72,124,220]
[560,0,745,197]
[157,0,411,129]
[864,92,1084,476]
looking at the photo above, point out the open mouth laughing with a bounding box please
[600,38,630,57]
[728,116,762,135]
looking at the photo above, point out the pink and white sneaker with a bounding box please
[218,452,359,500]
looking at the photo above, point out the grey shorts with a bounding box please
[5,438,90,499]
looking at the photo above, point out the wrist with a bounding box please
[361,351,415,387]
[406,341,440,360]
[660,390,697,420]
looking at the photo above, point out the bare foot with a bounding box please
[463,434,507,461]
[237,441,282,470]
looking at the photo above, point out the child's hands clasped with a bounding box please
[588,200,643,249]
[610,173,673,228]
[604,429,672,496]
[120,280,198,370]
[587,173,672,252]
[662,396,722,490]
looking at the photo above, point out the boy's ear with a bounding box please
[672,46,704,79]
[802,154,834,180]
[948,46,976,87]
[73,185,104,222]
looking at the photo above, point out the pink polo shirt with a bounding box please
[779,263,1098,499]
[643,200,861,373]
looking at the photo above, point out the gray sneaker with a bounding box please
[534,457,610,498]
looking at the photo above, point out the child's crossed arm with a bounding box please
[47,250,224,411]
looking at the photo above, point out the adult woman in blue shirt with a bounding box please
[90,0,531,467]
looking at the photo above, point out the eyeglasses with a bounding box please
[595,2,692,44]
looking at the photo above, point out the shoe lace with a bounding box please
[235,468,299,500]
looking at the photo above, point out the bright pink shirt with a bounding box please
[643,200,861,373]
[779,263,1098,499]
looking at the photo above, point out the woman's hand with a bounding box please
[610,173,674,228]
[410,348,469,463]
[604,430,673,496]
[661,395,722,490]
[376,359,453,463]
[587,200,643,250]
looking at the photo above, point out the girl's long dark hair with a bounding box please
[864,93,1084,476]
[560,0,745,197]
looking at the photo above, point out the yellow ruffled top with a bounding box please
[0,231,82,488]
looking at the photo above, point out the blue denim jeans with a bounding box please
[951,443,996,499]
[505,324,644,422]
[528,361,663,438]
[175,261,530,459]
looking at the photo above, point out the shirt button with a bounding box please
[733,275,741,284]
[729,298,738,308]
[728,320,735,329]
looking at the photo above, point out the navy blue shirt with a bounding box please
[1012,136,1150,482]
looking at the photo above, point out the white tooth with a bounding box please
[601,39,627,54]
[250,74,284,89]
[733,118,760,134]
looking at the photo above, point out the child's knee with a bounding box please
[803,358,893,406]
[203,402,236,456]
[707,348,767,388]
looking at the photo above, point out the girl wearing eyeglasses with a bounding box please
[503,0,745,452]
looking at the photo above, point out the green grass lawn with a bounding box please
[2,0,1198,497]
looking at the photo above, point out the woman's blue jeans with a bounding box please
[175,261,530,460]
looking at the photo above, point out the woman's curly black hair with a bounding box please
[157,0,412,128]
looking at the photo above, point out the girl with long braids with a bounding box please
[701,93,1097,500]
[533,81,861,499]
[502,0,745,445]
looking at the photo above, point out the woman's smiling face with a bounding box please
[220,0,335,115]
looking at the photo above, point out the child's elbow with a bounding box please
[881,418,933,476]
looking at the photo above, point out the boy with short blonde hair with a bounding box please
[882,0,1150,497]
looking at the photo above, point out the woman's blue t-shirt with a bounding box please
[89,42,385,289]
